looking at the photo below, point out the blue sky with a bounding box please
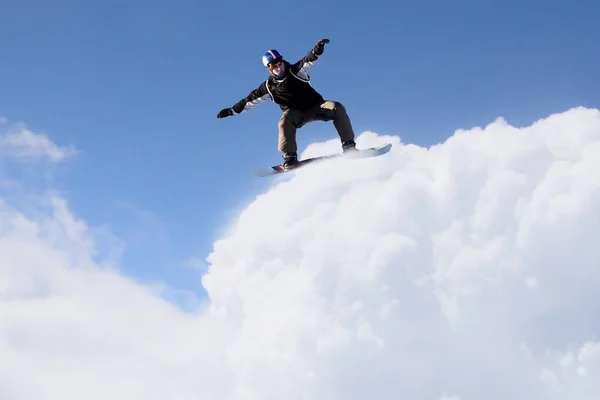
[1,0,598,300]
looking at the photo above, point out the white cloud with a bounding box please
[1,106,600,399]
[0,194,233,400]
[0,120,78,162]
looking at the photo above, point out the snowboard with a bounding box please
[252,142,392,177]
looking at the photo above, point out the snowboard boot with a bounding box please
[282,152,298,170]
[342,140,358,155]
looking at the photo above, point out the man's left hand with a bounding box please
[315,38,330,55]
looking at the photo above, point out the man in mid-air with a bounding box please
[217,38,357,169]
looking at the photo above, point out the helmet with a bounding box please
[262,49,282,67]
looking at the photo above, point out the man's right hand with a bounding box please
[217,108,234,118]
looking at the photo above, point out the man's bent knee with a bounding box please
[320,100,348,116]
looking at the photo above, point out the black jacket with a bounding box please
[231,44,326,114]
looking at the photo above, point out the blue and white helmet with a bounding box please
[262,49,283,67]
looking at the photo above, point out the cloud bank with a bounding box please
[1,107,600,399]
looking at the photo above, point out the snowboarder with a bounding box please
[216,38,357,169]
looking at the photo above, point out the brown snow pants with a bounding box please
[277,100,355,154]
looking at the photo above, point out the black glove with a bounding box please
[217,108,234,118]
[315,38,330,55]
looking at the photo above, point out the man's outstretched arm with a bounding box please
[217,81,272,118]
[293,38,330,79]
